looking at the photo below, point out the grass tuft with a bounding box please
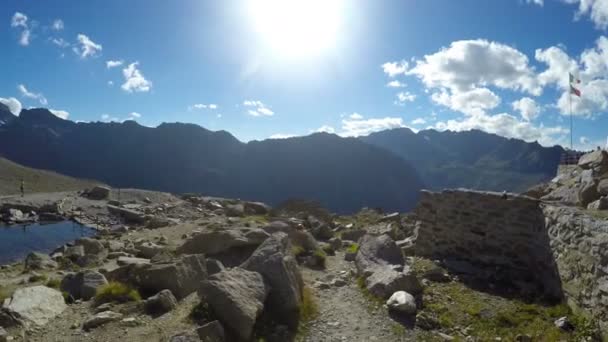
[95,281,141,305]
[45,278,61,289]
[346,243,359,254]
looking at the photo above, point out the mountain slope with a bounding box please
[0,109,424,212]
[0,157,98,195]
[362,128,564,192]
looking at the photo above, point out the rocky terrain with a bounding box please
[1,150,608,341]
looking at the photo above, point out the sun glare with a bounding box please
[249,0,344,59]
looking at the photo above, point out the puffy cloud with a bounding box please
[52,19,64,31]
[412,118,427,125]
[314,125,335,133]
[512,97,541,121]
[386,80,406,88]
[382,60,409,77]
[434,112,568,146]
[11,12,30,46]
[0,97,22,115]
[17,84,47,105]
[556,79,608,116]
[269,133,296,139]
[395,91,416,104]
[526,0,543,5]
[49,109,69,119]
[243,100,274,116]
[340,114,405,137]
[52,38,69,48]
[431,87,500,116]
[106,60,124,68]
[535,46,578,89]
[128,112,141,118]
[565,0,608,29]
[189,103,218,111]
[407,39,541,95]
[349,113,363,120]
[73,34,102,58]
[121,62,152,93]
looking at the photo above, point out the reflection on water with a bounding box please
[0,220,95,264]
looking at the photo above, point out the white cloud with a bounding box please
[434,112,568,146]
[189,103,218,111]
[382,60,409,77]
[52,19,64,31]
[412,118,427,125]
[269,133,296,139]
[108,81,114,86]
[431,87,500,116]
[49,109,69,119]
[73,34,102,58]
[11,12,30,46]
[243,100,274,116]
[407,39,541,96]
[0,97,22,115]
[128,112,141,118]
[121,62,152,93]
[526,0,543,6]
[512,97,541,121]
[340,114,406,137]
[565,0,608,29]
[580,136,590,144]
[535,46,578,89]
[106,60,124,69]
[396,91,416,104]
[349,113,363,120]
[101,114,110,120]
[17,84,47,105]
[51,38,69,48]
[314,125,336,134]
[386,80,406,88]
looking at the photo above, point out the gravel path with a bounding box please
[300,251,415,342]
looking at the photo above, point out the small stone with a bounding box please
[386,291,417,314]
[144,289,178,315]
[83,311,123,330]
[437,332,455,341]
[120,317,140,327]
[554,316,574,331]
[331,279,347,287]
[515,334,532,342]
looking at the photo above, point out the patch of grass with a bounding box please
[95,281,141,305]
[45,278,61,289]
[244,214,270,225]
[584,209,608,220]
[0,286,12,303]
[299,286,319,323]
[312,249,327,269]
[291,246,306,258]
[355,277,384,308]
[29,273,48,283]
[345,243,359,254]
[190,301,216,325]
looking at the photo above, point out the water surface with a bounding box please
[0,221,95,264]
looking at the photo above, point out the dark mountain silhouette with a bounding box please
[361,128,564,192]
[0,108,423,213]
[0,103,16,126]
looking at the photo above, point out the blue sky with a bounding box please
[2,0,608,149]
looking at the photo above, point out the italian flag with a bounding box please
[569,72,581,97]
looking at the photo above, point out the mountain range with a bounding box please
[0,104,564,211]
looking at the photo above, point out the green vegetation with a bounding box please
[355,276,384,308]
[0,157,98,195]
[346,243,359,254]
[291,246,306,258]
[0,286,12,303]
[419,276,599,340]
[243,214,270,225]
[45,278,61,288]
[190,301,216,324]
[294,285,319,341]
[29,273,48,283]
[95,281,141,305]
[311,249,327,269]
[585,209,608,220]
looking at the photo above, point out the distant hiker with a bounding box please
[501,190,508,200]
[20,179,25,197]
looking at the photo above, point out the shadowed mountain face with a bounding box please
[362,128,565,192]
[0,108,423,213]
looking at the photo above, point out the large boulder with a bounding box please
[199,268,268,341]
[107,205,145,224]
[588,196,608,210]
[355,234,404,277]
[365,266,421,299]
[107,254,207,299]
[88,186,111,200]
[541,185,581,205]
[386,291,417,315]
[243,202,271,215]
[341,229,367,242]
[580,180,600,207]
[598,179,608,196]
[197,320,226,342]
[262,221,318,251]
[144,289,178,315]
[225,204,245,217]
[176,227,269,255]
[578,150,608,173]
[2,286,67,327]
[61,270,108,300]
[137,242,164,259]
[74,238,106,256]
[241,233,303,326]
[24,252,57,270]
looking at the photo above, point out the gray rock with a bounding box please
[262,221,318,251]
[598,179,608,196]
[311,223,334,241]
[554,316,574,331]
[341,229,366,242]
[243,202,271,215]
[580,180,600,207]
[329,237,342,251]
[355,234,404,277]
[379,212,400,223]
[74,238,106,256]
[144,290,178,315]
[344,251,357,262]
[83,310,123,330]
[225,204,245,217]
[117,256,150,266]
[365,266,421,298]
[106,240,125,252]
[206,258,225,276]
[61,270,108,300]
[137,242,164,259]
[196,320,225,342]
[241,233,303,326]
[177,227,269,255]
[24,252,57,270]
[0,326,7,342]
[578,150,608,173]
[88,186,111,200]
[386,291,416,314]
[587,196,608,210]
[199,268,268,341]
[109,254,207,300]
[107,205,145,224]
[168,333,199,342]
[3,286,67,327]
[65,245,85,260]
[146,216,171,229]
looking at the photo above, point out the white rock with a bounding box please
[3,286,67,327]
[386,291,416,315]
[83,311,123,330]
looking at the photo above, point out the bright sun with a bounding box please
[249,0,344,59]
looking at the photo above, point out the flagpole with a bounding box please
[569,89,573,151]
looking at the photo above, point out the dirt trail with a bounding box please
[300,251,415,342]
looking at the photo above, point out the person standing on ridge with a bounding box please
[20,178,25,197]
